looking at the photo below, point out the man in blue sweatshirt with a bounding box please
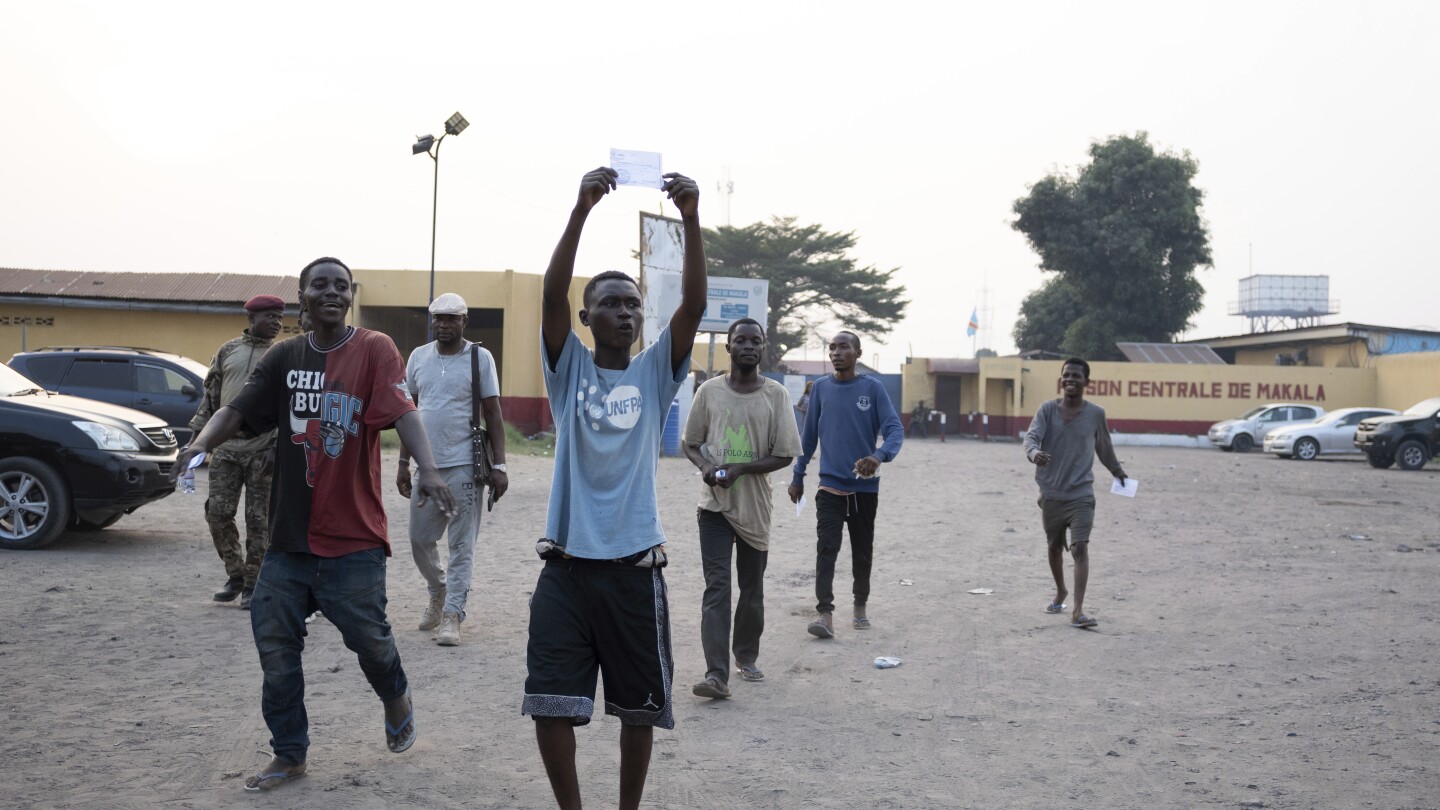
[788,331,904,638]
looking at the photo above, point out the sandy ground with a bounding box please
[2,438,1438,810]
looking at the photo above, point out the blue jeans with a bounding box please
[250,548,408,764]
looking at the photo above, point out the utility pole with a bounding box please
[717,166,734,226]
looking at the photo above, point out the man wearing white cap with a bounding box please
[396,292,508,645]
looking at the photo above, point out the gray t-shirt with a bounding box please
[683,375,803,551]
[1023,399,1126,500]
[406,340,500,469]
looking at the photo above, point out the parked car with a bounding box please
[1263,407,1400,460]
[1207,403,1326,452]
[8,346,207,446]
[1353,396,1440,470]
[0,362,178,549]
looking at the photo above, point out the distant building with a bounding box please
[1181,322,1440,367]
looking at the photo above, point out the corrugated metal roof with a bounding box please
[0,268,298,304]
[1116,342,1226,364]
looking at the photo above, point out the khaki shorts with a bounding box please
[1038,497,1095,551]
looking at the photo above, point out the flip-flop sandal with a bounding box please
[1071,614,1098,628]
[243,760,306,792]
[1044,602,1068,614]
[737,664,765,682]
[385,688,416,753]
[807,619,835,639]
[853,617,872,630]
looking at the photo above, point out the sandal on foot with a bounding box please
[1044,602,1068,614]
[385,688,416,753]
[1071,614,1098,628]
[243,758,306,792]
[852,616,871,630]
[737,664,765,682]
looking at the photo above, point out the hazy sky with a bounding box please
[3,1,1437,370]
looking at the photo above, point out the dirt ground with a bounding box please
[2,438,1438,810]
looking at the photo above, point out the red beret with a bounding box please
[244,294,286,312]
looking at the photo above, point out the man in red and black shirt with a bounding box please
[175,257,455,792]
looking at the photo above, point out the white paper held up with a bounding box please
[1110,477,1139,498]
[609,148,663,189]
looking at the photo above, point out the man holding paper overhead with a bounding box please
[1023,357,1128,629]
[525,165,706,810]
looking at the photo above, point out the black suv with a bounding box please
[1354,396,1440,471]
[0,362,178,549]
[8,346,207,446]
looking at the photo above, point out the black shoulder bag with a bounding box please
[470,344,494,486]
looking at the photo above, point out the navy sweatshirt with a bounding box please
[791,374,904,494]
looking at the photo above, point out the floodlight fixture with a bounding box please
[445,112,469,136]
[412,134,436,155]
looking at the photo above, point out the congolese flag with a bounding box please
[966,307,979,337]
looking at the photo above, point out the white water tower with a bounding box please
[1228,275,1339,333]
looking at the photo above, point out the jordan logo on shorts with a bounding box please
[643,693,660,710]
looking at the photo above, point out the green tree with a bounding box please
[1012,276,1083,355]
[1012,133,1212,360]
[702,217,907,370]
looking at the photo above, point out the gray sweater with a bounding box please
[1023,399,1126,500]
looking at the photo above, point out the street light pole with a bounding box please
[412,112,468,339]
[427,133,445,309]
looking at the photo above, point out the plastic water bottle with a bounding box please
[177,450,205,495]
[714,468,728,482]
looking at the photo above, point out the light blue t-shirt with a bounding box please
[543,326,689,559]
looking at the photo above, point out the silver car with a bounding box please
[1264,407,1400,460]
[1208,403,1326,453]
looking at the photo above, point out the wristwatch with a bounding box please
[491,463,507,472]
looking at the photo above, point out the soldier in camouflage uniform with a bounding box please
[190,294,286,609]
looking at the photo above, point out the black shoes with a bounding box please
[240,588,255,610]
[214,577,244,602]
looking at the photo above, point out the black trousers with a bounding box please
[814,490,879,614]
[697,509,768,684]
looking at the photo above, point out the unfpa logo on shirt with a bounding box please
[576,381,643,431]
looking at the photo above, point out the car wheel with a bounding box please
[1232,433,1254,453]
[75,513,125,531]
[1294,438,1320,461]
[1367,452,1394,469]
[0,458,72,550]
[1396,440,1429,471]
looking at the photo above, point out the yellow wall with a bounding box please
[1012,359,1376,419]
[1232,339,1370,368]
[901,358,930,411]
[0,304,300,365]
[2,269,588,406]
[1374,352,1440,409]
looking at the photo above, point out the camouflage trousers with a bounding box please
[205,448,272,588]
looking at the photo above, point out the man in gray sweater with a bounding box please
[1023,358,1127,628]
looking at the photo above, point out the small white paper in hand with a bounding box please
[1111,477,1138,497]
[186,452,207,470]
[609,148,663,188]
[795,495,806,517]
